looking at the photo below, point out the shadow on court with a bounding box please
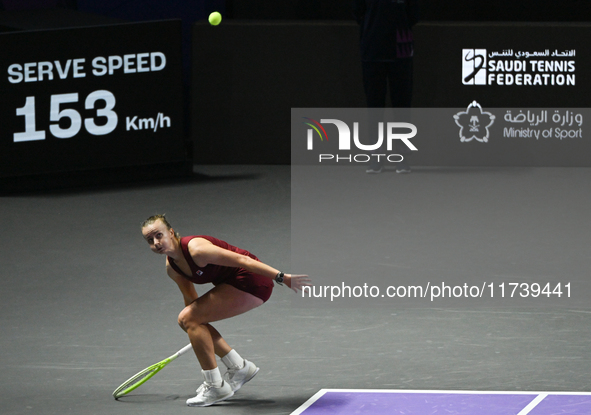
[115,391,312,413]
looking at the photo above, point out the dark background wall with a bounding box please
[4,0,591,22]
[191,21,591,165]
[227,0,591,22]
[192,22,366,164]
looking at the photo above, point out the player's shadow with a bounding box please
[115,393,182,403]
[117,392,315,412]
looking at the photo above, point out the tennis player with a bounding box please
[141,214,311,407]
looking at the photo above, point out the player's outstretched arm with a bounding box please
[188,238,312,293]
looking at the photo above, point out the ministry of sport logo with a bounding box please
[302,117,418,163]
[453,101,495,143]
[463,49,487,85]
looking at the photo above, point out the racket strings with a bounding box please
[112,346,188,400]
[113,364,162,398]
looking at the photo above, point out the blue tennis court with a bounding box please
[293,389,591,415]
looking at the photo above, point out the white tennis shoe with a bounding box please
[186,381,234,407]
[223,359,259,392]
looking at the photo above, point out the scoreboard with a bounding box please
[0,20,186,183]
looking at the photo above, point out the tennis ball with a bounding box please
[208,12,222,26]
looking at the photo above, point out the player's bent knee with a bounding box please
[177,316,187,331]
[177,307,192,331]
[178,305,206,329]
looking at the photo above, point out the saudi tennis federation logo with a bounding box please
[302,117,328,150]
[453,101,495,143]
[462,49,487,85]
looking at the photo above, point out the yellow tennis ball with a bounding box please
[208,12,222,26]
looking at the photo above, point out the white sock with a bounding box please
[221,349,245,370]
[201,367,223,387]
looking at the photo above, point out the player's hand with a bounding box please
[284,274,312,293]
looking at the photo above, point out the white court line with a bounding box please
[291,390,328,415]
[516,393,548,415]
[290,389,591,415]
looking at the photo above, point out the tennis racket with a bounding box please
[112,343,193,399]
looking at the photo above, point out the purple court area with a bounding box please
[293,390,591,415]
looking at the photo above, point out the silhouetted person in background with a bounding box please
[354,0,419,174]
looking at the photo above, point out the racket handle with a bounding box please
[177,343,193,357]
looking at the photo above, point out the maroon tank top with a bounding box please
[167,235,258,285]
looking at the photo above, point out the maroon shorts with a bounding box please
[220,271,274,303]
